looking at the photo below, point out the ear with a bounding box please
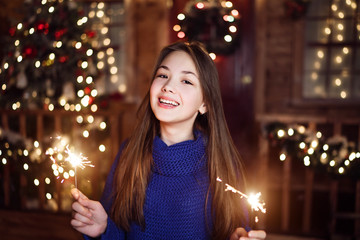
[198,103,207,115]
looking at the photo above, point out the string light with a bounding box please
[268,123,360,176]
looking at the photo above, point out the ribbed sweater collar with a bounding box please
[152,131,207,176]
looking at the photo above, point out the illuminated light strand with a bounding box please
[216,177,266,222]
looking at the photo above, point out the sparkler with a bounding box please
[46,136,94,188]
[216,177,266,223]
[64,145,94,188]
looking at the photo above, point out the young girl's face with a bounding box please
[150,50,206,131]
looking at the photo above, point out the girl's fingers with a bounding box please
[71,188,89,200]
[73,212,94,225]
[230,227,248,240]
[248,230,266,239]
[70,218,88,228]
[72,201,92,218]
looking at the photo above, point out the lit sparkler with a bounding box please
[216,177,266,222]
[64,145,94,188]
[46,136,94,188]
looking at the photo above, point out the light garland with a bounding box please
[173,0,241,56]
[266,122,360,177]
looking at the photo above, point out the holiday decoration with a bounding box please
[0,0,125,211]
[266,122,360,179]
[174,0,241,55]
[0,0,99,110]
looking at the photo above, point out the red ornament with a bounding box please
[59,56,69,63]
[9,27,16,36]
[84,87,91,95]
[86,30,96,38]
[36,21,49,34]
[55,28,68,39]
[88,96,94,105]
[23,46,37,58]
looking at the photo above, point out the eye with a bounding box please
[156,74,168,79]
[182,79,193,85]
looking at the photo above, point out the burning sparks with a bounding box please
[46,136,94,187]
[65,146,94,170]
[216,177,266,222]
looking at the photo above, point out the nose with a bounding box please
[161,79,175,93]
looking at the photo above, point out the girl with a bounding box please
[71,41,266,240]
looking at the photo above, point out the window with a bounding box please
[302,0,360,100]
[85,1,127,96]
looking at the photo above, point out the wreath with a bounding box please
[175,0,241,55]
[266,122,360,179]
[284,0,311,20]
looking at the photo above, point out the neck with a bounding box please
[159,124,194,146]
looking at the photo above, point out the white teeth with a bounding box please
[159,98,179,106]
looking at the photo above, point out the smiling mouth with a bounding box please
[159,98,180,106]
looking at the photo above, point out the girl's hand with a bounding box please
[230,228,266,240]
[71,188,108,238]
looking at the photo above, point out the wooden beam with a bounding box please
[281,156,291,231]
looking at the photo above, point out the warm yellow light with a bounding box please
[85,76,93,84]
[323,144,329,151]
[34,179,40,186]
[209,53,216,60]
[173,25,181,32]
[304,156,310,166]
[288,128,294,136]
[46,193,52,200]
[45,178,51,184]
[335,78,342,86]
[311,140,318,148]
[99,144,106,152]
[81,61,88,69]
[229,26,237,33]
[63,172,70,179]
[335,56,342,63]
[277,129,285,138]
[83,130,89,138]
[100,122,107,129]
[91,104,98,112]
[317,50,324,59]
[330,160,335,167]
[324,27,331,35]
[316,131,322,138]
[177,13,185,21]
[76,116,84,124]
[340,91,347,99]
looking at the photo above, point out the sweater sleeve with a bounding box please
[83,143,127,240]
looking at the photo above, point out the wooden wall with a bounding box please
[254,0,360,238]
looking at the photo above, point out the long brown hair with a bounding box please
[111,41,247,239]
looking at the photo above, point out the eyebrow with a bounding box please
[158,65,198,78]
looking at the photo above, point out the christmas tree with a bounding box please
[0,0,99,110]
[0,0,116,211]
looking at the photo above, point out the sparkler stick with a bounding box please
[216,177,266,223]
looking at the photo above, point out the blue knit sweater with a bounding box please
[85,132,213,240]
